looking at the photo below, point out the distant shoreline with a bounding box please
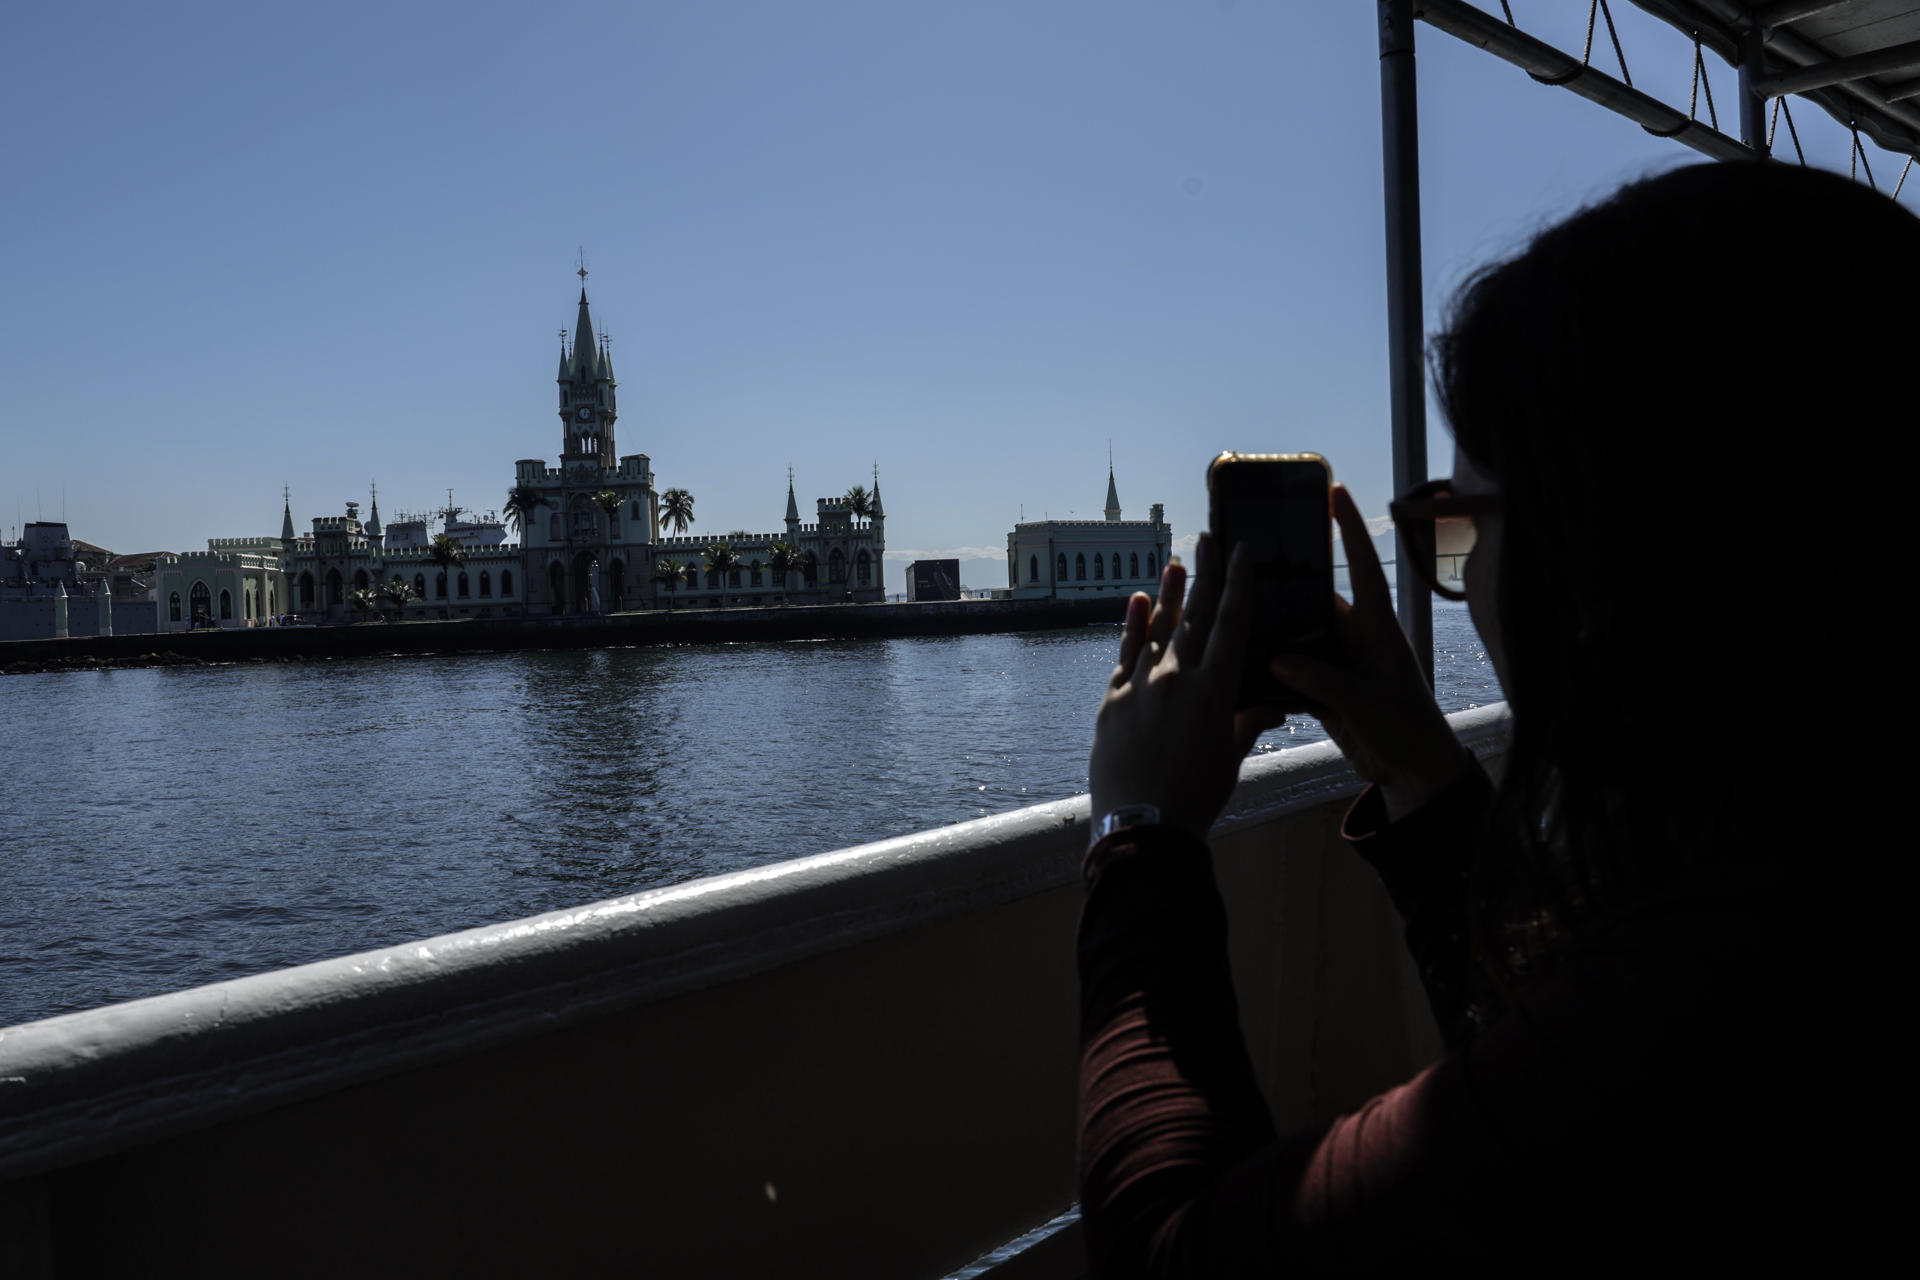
[0,596,1130,676]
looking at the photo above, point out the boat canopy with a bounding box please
[1376,1,1917,673]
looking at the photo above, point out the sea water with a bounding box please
[0,603,1498,1026]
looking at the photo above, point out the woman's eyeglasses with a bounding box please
[1388,478,1502,601]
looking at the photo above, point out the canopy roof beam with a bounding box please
[1750,0,1855,27]
[1750,37,1920,96]
[1420,0,1754,161]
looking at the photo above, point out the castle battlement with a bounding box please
[1013,518,1164,531]
[158,551,282,570]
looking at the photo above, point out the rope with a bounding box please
[1851,122,1877,189]
[1600,0,1633,87]
[1895,155,1914,201]
[1500,0,1516,24]
[1689,33,1717,130]
[1775,96,1806,165]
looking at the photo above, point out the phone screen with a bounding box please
[1210,455,1333,707]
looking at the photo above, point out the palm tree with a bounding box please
[502,484,550,539]
[845,484,874,521]
[429,533,469,618]
[703,540,741,606]
[502,485,548,621]
[590,490,628,609]
[652,558,684,612]
[659,487,696,537]
[768,540,802,606]
[381,575,416,622]
[348,586,378,623]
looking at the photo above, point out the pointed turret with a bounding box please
[557,334,571,381]
[600,334,616,384]
[365,483,384,554]
[786,478,801,524]
[1104,466,1122,522]
[280,493,296,544]
[571,288,600,379]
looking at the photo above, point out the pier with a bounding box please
[0,596,1127,676]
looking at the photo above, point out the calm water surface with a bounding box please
[2,605,1499,1026]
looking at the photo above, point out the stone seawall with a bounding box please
[0,597,1129,675]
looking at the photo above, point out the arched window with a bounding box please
[457,571,470,598]
[268,585,276,614]
[1075,553,1087,581]
[828,548,846,583]
[707,569,720,589]
[414,573,427,600]
[631,500,641,521]
[549,562,567,614]
[1147,553,1157,577]
[353,569,369,591]
[500,570,513,596]
[1130,552,1140,578]
[1056,553,1068,581]
[325,569,342,608]
[435,572,447,599]
[1029,555,1039,583]
[1111,553,1121,580]
[479,571,492,597]
[685,563,700,586]
[298,572,314,609]
[749,561,763,587]
[169,591,181,622]
[243,588,253,620]
[190,581,211,623]
[802,553,818,586]
[727,567,741,587]
[856,549,871,586]
[1093,554,1104,580]
[219,589,233,620]
[549,513,563,540]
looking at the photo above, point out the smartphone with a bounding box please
[1206,452,1335,709]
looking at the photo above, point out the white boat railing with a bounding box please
[0,704,1511,1279]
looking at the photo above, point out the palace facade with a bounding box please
[173,275,888,625]
[513,278,887,613]
[1006,468,1171,599]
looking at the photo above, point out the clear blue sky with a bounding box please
[2,2,1899,582]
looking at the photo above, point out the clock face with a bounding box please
[576,406,593,422]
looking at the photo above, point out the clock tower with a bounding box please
[558,267,618,471]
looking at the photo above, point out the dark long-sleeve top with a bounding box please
[1077,767,1800,1275]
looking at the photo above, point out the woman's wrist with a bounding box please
[1090,793,1210,845]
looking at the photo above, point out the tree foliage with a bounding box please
[503,485,550,538]
[659,488,696,536]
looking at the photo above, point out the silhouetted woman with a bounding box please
[1079,161,1915,1273]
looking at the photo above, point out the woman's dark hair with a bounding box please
[1430,161,1917,970]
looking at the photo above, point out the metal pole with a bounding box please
[1739,24,1770,154]
[1379,0,1432,684]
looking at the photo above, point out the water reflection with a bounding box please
[3,610,1498,1025]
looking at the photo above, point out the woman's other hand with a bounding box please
[1269,484,1472,822]
[1089,534,1286,841]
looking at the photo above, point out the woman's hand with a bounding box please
[1269,484,1472,822]
[1089,534,1286,841]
